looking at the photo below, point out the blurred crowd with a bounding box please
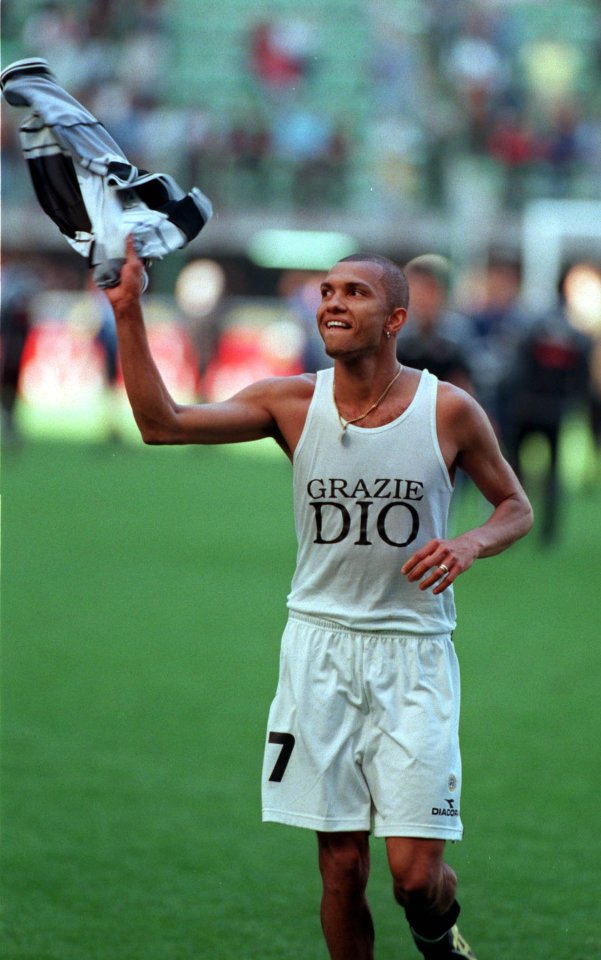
[2,0,601,212]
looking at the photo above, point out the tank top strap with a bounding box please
[294,367,335,462]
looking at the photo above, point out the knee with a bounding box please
[391,865,450,908]
[389,852,456,910]
[318,833,370,898]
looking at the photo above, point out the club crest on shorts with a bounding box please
[448,773,457,792]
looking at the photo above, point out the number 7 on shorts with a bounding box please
[268,731,295,782]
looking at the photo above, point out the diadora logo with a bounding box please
[431,798,459,817]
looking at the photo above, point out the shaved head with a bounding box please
[337,254,409,312]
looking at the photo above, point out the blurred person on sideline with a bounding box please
[0,260,40,446]
[102,239,533,960]
[588,342,601,480]
[397,256,476,513]
[561,262,601,486]
[505,268,591,544]
[86,275,122,442]
[465,256,533,448]
[396,255,474,396]
[279,269,331,373]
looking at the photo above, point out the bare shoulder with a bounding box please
[434,379,501,478]
[236,372,316,421]
[268,371,317,399]
[231,371,316,457]
[268,372,316,440]
[436,380,492,436]
[236,371,315,401]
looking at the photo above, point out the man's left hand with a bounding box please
[401,536,479,594]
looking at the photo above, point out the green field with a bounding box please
[2,438,600,960]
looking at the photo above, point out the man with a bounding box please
[504,275,589,544]
[465,256,533,446]
[396,255,474,395]
[1,259,40,447]
[103,240,533,959]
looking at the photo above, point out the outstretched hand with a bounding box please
[401,536,479,594]
[102,235,145,308]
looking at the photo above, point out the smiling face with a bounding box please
[317,260,405,359]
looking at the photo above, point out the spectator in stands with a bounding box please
[487,109,539,208]
[250,17,316,94]
[228,115,271,207]
[445,7,510,154]
[5,0,601,220]
[543,103,582,199]
[22,0,87,91]
[270,105,347,209]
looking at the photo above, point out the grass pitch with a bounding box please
[2,439,600,959]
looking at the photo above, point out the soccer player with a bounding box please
[103,239,533,960]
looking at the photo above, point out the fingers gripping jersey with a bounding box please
[287,369,457,634]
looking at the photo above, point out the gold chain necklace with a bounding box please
[333,364,403,440]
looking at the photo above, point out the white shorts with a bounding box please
[261,614,463,839]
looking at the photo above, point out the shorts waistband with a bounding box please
[287,611,452,642]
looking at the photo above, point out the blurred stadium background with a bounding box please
[2,2,601,959]
[2,0,601,451]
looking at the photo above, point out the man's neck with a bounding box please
[333,353,401,401]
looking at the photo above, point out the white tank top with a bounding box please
[287,367,456,634]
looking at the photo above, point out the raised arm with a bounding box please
[402,386,534,593]
[102,237,283,447]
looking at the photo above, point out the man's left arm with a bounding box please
[402,392,534,594]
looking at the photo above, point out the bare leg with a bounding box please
[317,831,375,960]
[386,836,466,955]
[386,837,456,916]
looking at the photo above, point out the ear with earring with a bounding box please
[385,329,391,339]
